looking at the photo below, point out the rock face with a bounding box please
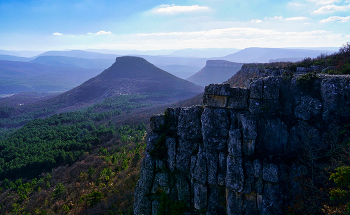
[134,74,350,215]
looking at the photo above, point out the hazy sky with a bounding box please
[1,0,350,50]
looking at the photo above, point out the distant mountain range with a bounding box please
[187,60,243,86]
[40,50,119,59]
[0,60,101,94]
[0,47,341,95]
[219,47,337,63]
[169,48,241,58]
[31,56,115,69]
[0,54,31,62]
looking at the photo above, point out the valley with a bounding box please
[0,44,349,214]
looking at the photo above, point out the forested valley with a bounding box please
[0,92,159,214]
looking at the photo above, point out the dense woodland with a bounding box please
[0,122,146,214]
[0,92,153,214]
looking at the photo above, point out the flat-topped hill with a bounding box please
[47,56,203,106]
[187,60,243,87]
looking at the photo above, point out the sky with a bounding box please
[0,0,350,51]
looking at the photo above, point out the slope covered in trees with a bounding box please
[0,122,146,214]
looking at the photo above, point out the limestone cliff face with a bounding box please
[134,73,350,215]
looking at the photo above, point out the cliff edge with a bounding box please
[134,73,350,214]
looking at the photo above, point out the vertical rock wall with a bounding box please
[134,74,350,215]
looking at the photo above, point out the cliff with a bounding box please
[187,60,243,87]
[134,72,350,214]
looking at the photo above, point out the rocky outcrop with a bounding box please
[134,74,350,215]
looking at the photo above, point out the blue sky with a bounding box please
[0,0,350,51]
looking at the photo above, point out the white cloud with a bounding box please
[265,16,308,21]
[306,0,340,5]
[251,19,263,23]
[288,2,305,7]
[152,4,210,15]
[87,32,93,35]
[286,17,308,20]
[266,16,284,20]
[95,31,112,35]
[312,4,350,14]
[52,32,63,36]
[320,16,350,22]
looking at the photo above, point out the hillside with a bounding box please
[0,56,203,131]
[50,56,203,105]
[187,60,243,86]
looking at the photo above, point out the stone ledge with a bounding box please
[203,94,228,108]
[204,83,233,96]
[203,84,249,110]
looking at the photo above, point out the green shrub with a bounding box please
[85,190,103,207]
[296,72,320,91]
[62,204,70,213]
[52,183,65,198]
